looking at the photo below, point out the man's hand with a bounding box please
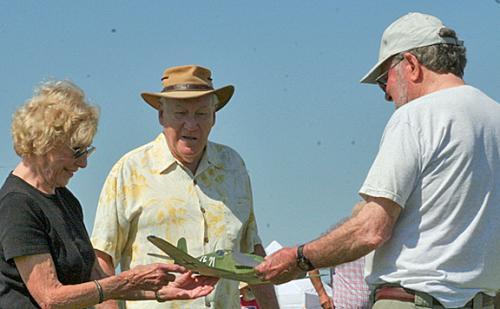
[156,272,218,301]
[319,294,334,309]
[251,243,280,309]
[309,269,333,309]
[254,247,305,284]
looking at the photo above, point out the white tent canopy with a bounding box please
[265,241,332,309]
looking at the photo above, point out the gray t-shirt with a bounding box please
[359,85,500,308]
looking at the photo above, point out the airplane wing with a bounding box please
[147,235,270,285]
[232,252,262,268]
[147,235,212,271]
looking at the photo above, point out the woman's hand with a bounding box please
[155,271,218,301]
[121,263,187,291]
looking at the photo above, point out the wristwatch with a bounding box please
[296,244,315,271]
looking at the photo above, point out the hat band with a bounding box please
[162,84,213,92]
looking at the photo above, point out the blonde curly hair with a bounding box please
[11,80,100,157]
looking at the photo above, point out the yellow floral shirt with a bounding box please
[91,133,261,309]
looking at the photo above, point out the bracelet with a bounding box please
[93,280,105,304]
[155,290,165,303]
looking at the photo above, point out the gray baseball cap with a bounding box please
[360,12,463,84]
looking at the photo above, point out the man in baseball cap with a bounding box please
[92,65,279,309]
[256,12,500,309]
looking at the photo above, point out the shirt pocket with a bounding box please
[203,197,250,250]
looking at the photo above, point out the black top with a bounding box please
[0,173,95,308]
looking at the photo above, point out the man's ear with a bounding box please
[403,52,422,83]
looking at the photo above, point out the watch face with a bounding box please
[296,244,314,271]
[298,260,307,271]
[297,257,311,271]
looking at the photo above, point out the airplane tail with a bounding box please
[146,236,189,264]
[176,238,188,254]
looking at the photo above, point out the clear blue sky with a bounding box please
[1,1,499,248]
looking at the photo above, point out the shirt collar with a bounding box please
[196,141,224,175]
[153,133,224,175]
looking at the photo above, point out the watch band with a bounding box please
[297,244,315,271]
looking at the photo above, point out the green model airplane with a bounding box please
[147,235,270,285]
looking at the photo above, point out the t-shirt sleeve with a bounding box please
[0,193,50,261]
[359,118,422,207]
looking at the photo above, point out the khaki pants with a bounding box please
[373,293,494,309]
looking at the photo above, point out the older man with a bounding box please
[91,65,278,309]
[256,12,500,309]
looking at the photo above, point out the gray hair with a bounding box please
[408,28,467,78]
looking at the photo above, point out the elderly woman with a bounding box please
[0,80,217,308]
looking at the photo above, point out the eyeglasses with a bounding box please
[375,54,405,92]
[71,145,96,159]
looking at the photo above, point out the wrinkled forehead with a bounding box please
[160,94,216,109]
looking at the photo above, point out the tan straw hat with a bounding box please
[141,64,235,111]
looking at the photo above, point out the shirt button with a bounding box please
[201,208,206,214]
[204,237,209,243]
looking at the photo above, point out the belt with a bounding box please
[375,286,494,308]
[376,287,415,303]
